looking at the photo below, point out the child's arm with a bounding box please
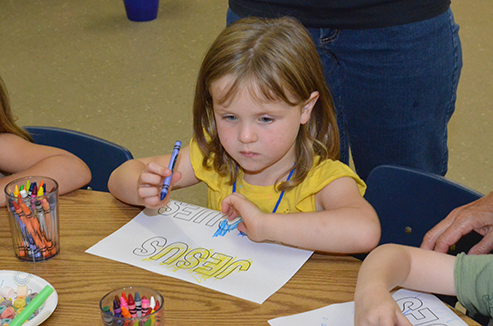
[108,145,200,208]
[354,244,456,326]
[221,176,380,253]
[0,133,91,207]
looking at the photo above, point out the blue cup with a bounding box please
[123,0,159,22]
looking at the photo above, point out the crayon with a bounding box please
[19,189,31,208]
[41,198,53,244]
[120,295,128,310]
[127,294,137,318]
[20,220,40,260]
[34,200,47,239]
[160,140,181,200]
[11,206,28,257]
[113,298,122,318]
[154,300,161,325]
[149,296,155,311]
[120,306,131,318]
[149,296,156,326]
[17,239,26,257]
[141,296,149,316]
[134,291,142,317]
[30,183,37,209]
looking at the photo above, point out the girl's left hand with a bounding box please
[221,193,268,242]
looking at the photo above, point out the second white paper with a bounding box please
[268,289,468,326]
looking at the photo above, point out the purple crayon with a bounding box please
[113,298,122,317]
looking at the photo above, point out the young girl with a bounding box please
[354,244,492,326]
[108,17,380,254]
[0,75,91,207]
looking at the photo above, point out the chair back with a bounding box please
[364,165,484,253]
[24,126,133,192]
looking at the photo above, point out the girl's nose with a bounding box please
[238,124,257,143]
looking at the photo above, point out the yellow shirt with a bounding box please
[189,139,366,213]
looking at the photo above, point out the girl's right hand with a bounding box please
[137,161,182,209]
[354,288,412,326]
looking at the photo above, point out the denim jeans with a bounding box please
[227,8,462,180]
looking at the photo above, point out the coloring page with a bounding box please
[86,200,313,304]
[268,289,468,326]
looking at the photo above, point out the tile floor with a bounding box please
[0,1,491,207]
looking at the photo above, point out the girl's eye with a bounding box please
[223,115,237,121]
[259,116,274,123]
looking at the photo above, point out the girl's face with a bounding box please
[211,75,318,185]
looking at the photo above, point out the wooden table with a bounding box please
[0,190,480,325]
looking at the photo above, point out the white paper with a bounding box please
[268,289,468,326]
[86,200,313,304]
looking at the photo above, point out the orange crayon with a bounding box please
[121,306,131,318]
[17,239,26,257]
[41,198,53,241]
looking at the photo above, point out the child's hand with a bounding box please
[354,288,412,326]
[221,193,268,242]
[137,162,182,209]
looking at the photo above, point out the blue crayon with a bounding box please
[160,140,182,200]
[13,210,29,256]
[134,291,142,317]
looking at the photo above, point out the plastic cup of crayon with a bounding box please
[99,286,164,326]
[4,176,60,262]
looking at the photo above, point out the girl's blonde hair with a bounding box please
[0,75,32,141]
[193,17,339,191]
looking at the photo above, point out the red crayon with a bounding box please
[154,300,161,325]
[127,293,137,318]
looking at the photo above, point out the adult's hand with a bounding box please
[421,192,493,254]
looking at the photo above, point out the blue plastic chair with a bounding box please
[363,165,487,324]
[364,165,484,252]
[24,126,133,192]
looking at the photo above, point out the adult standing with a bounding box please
[227,1,463,180]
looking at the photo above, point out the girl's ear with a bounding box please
[300,91,319,125]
